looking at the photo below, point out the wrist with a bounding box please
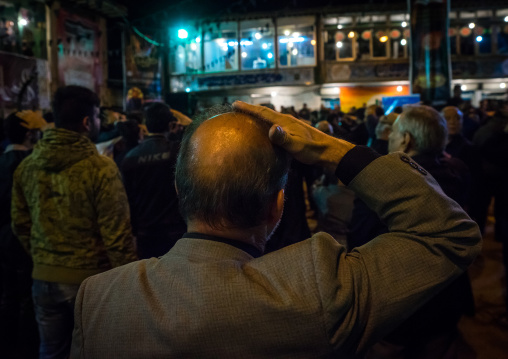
[321,138,356,172]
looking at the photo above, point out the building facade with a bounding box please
[167,4,508,112]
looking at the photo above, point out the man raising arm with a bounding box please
[71,103,481,358]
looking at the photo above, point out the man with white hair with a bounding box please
[349,104,474,358]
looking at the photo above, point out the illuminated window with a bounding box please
[498,25,508,54]
[204,22,238,73]
[390,28,407,59]
[170,28,202,74]
[240,19,275,70]
[373,30,389,58]
[476,26,492,54]
[459,24,475,56]
[277,16,316,67]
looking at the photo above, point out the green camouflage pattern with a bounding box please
[12,128,137,284]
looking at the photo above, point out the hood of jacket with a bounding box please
[31,128,98,172]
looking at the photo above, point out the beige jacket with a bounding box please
[71,152,481,358]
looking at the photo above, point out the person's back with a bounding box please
[13,128,136,272]
[71,103,481,359]
[0,111,46,358]
[12,86,137,359]
[121,103,186,259]
[348,105,474,358]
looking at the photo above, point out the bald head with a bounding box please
[175,106,290,230]
[442,106,463,136]
[191,112,275,179]
[315,121,333,135]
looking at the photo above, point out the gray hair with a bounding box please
[396,105,448,155]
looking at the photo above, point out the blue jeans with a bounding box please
[32,280,80,359]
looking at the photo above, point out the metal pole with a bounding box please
[121,26,127,111]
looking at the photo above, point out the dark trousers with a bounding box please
[470,176,508,311]
[32,280,80,359]
[0,240,39,359]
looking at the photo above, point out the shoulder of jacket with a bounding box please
[12,155,33,176]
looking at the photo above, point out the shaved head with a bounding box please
[175,105,291,230]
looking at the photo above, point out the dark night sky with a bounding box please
[117,0,404,23]
[115,0,505,31]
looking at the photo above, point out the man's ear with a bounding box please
[269,189,284,225]
[169,121,178,134]
[82,116,90,132]
[402,132,413,152]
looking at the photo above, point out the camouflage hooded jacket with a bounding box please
[12,128,137,284]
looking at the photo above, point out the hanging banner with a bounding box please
[408,0,451,104]
[57,9,102,94]
[0,51,38,110]
[124,28,162,100]
[36,58,51,110]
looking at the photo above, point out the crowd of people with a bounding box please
[0,83,504,358]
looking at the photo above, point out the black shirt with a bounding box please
[121,135,186,238]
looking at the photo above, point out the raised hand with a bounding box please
[233,101,355,171]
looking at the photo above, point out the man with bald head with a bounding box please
[71,104,481,358]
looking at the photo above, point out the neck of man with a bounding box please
[187,220,268,253]
[405,149,419,158]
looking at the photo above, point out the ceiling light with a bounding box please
[178,29,188,39]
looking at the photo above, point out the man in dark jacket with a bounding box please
[348,105,474,358]
[0,111,46,358]
[121,102,187,259]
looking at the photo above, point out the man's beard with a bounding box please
[89,123,100,142]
